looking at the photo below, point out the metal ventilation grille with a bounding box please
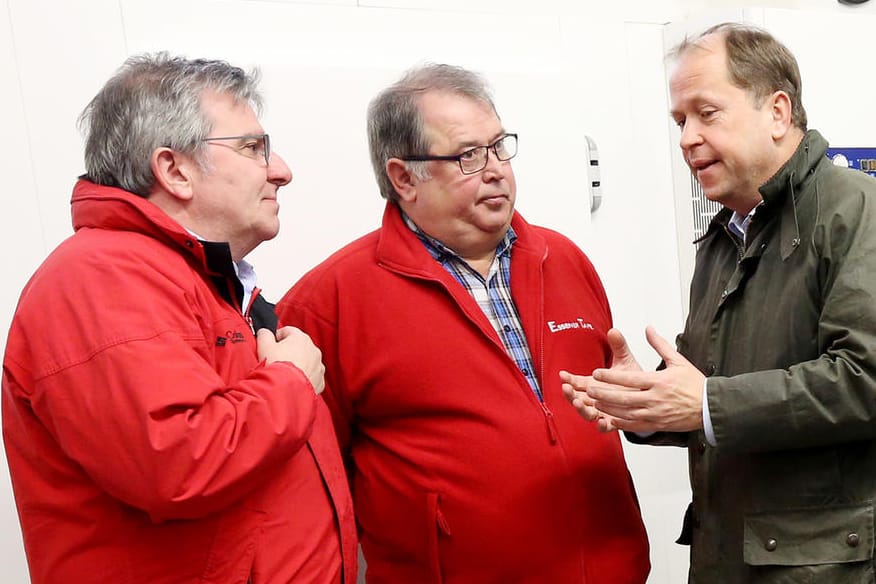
[690,175,721,244]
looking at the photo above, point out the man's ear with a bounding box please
[386,158,420,203]
[151,147,196,201]
[769,90,794,140]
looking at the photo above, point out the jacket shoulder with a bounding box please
[812,162,876,228]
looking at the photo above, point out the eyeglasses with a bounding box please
[201,133,271,166]
[401,133,518,175]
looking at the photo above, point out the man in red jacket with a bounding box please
[277,63,650,583]
[2,54,356,584]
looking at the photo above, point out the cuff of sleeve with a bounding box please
[702,378,717,446]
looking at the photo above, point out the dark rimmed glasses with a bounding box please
[401,133,518,175]
[201,133,271,166]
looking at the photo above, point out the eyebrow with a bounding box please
[455,131,508,150]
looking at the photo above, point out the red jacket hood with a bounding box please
[71,178,212,273]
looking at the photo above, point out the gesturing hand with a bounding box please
[560,328,642,433]
[585,326,704,433]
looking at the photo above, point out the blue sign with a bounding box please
[826,147,876,178]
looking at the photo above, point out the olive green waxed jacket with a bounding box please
[640,130,876,583]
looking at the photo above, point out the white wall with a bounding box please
[3,1,875,582]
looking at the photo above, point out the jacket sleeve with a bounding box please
[5,268,319,523]
[708,179,876,453]
[624,430,689,448]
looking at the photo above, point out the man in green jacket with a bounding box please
[561,22,876,583]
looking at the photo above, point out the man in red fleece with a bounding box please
[2,54,356,583]
[277,63,650,583]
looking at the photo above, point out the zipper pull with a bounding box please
[436,507,452,536]
[541,402,559,445]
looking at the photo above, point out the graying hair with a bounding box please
[78,52,263,197]
[366,63,497,201]
[669,22,807,130]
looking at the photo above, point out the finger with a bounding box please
[567,394,601,422]
[591,368,653,390]
[277,325,303,341]
[256,328,276,342]
[644,325,682,365]
[562,383,595,408]
[607,328,632,361]
[587,383,650,410]
[560,382,578,402]
[592,400,646,420]
[558,370,590,391]
[596,416,619,433]
[603,417,646,433]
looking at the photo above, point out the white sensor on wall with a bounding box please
[585,135,602,212]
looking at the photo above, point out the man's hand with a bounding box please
[586,326,705,433]
[257,327,326,395]
[560,328,642,433]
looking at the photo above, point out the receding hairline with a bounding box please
[668,29,727,63]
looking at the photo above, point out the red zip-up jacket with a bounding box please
[277,202,650,583]
[2,180,357,584]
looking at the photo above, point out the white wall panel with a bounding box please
[0,0,43,343]
[8,0,127,252]
[361,0,679,23]
[762,8,876,147]
[0,4,37,583]
[243,0,356,5]
[121,0,563,70]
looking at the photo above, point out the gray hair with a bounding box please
[78,52,263,197]
[669,22,807,131]
[366,63,497,201]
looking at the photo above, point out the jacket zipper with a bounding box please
[243,286,261,333]
[723,224,745,263]
[540,401,559,444]
[537,248,557,444]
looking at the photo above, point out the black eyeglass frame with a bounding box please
[400,133,518,175]
[201,133,271,166]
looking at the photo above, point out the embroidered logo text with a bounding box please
[547,318,594,333]
[216,330,247,346]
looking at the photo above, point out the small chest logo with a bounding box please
[216,330,247,346]
[547,318,594,333]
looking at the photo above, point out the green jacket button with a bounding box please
[847,533,860,547]
[765,538,777,551]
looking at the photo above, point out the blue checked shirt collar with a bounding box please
[401,211,543,400]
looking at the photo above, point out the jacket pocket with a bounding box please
[199,507,266,584]
[744,504,873,567]
[426,492,452,584]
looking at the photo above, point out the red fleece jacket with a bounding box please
[277,203,650,584]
